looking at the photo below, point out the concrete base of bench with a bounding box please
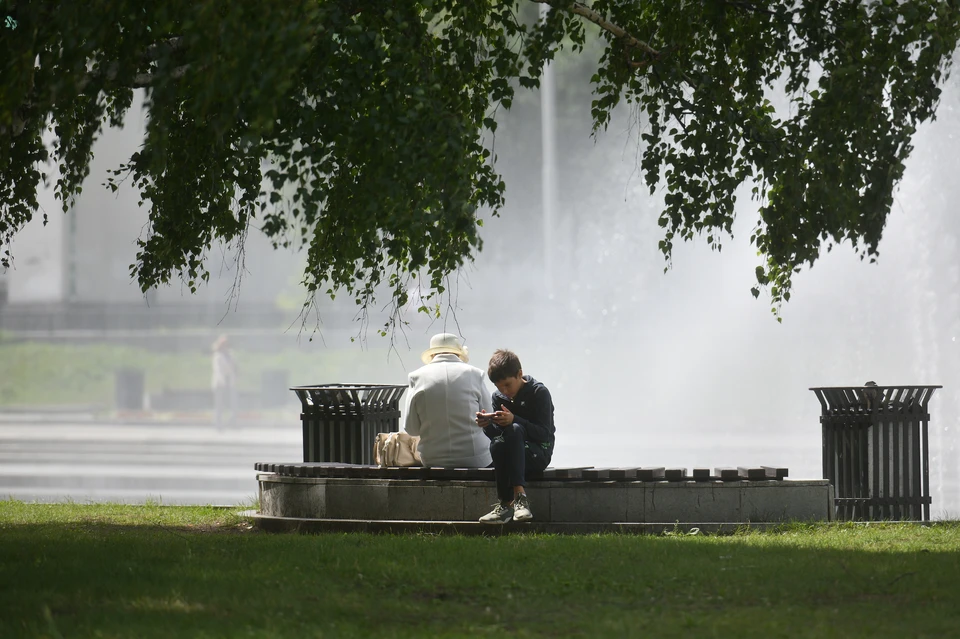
[257,474,835,525]
[246,512,802,535]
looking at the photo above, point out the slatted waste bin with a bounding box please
[292,384,407,465]
[811,385,940,521]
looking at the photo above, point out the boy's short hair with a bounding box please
[487,349,522,383]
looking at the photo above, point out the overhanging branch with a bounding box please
[4,42,192,138]
[143,36,185,62]
[132,63,193,88]
[529,0,660,57]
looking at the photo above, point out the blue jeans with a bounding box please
[489,423,551,503]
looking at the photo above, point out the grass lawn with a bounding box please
[0,340,400,407]
[2,503,959,638]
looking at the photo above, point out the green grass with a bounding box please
[2,502,959,638]
[0,340,400,407]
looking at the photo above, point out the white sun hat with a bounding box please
[420,333,469,364]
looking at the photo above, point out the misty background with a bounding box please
[1,43,958,516]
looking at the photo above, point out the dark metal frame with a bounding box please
[292,384,407,465]
[811,385,940,521]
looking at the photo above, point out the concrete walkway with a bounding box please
[0,419,301,505]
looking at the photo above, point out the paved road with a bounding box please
[0,419,302,506]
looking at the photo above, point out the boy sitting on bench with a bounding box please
[476,349,556,524]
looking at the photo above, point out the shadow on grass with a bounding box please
[1,521,959,638]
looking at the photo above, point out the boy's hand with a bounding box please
[492,404,513,426]
[476,411,496,427]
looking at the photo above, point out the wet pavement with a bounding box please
[0,416,301,506]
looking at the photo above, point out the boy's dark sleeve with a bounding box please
[511,386,554,443]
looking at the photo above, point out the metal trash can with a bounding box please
[115,368,145,411]
[811,385,940,521]
[292,384,407,465]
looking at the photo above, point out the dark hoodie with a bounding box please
[483,375,556,452]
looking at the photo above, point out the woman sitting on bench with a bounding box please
[403,333,493,469]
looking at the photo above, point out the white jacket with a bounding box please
[403,353,493,468]
[211,350,236,389]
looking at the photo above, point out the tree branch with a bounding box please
[4,52,192,138]
[143,37,185,63]
[132,63,193,88]
[72,37,187,92]
[722,0,778,17]
[529,0,660,57]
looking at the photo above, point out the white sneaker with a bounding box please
[479,502,514,524]
[512,493,533,522]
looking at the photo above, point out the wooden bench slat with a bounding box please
[581,468,610,480]
[761,466,789,480]
[395,466,427,479]
[608,468,639,480]
[342,466,370,478]
[664,468,687,481]
[714,467,740,481]
[738,467,772,481]
[420,467,455,480]
[637,467,666,481]
[535,466,592,481]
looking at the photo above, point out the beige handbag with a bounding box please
[373,431,423,467]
